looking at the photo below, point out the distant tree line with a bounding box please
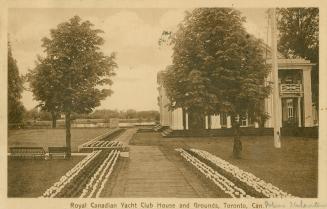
[24,108,159,122]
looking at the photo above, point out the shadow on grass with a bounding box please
[8,157,84,197]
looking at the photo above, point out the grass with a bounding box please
[8,156,84,197]
[130,131,161,146]
[7,128,113,198]
[8,128,112,152]
[7,130,318,198]
[131,132,318,198]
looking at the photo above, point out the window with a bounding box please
[287,99,294,119]
[240,114,248,127]
[240,117,247,127]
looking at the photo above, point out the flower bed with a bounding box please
[78,129,126,152]
[80,150,120,197]
[100,128,126,141]
[78,128,125,152]
[41,150,120,198]
[41,150,102,197]
[86,140,123,149]
[189,149,294,198]
[176,148,295,198]
[175,148,250,198]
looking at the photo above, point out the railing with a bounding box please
[280,84,303,95]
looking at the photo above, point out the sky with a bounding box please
[8,8,268,111]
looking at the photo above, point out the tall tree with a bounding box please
[8,41,25,126]
[162,8,271,158]
[277,8,319,110]
[28,16,117,157]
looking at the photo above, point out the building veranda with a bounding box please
[157,57,318,133]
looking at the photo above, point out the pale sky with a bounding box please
[8,8,268,111]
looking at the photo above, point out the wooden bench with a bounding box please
[48,147,68,159]
[9,147,46,160]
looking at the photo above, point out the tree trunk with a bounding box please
[65,111,72,159]
[232,116,242,159]
[51,111,57,128]
[189,111,205,130]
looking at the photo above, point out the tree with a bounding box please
[27,57,62,128]
[162,8,271,158]
[28,16,117,157]
[8,41,25,126]
[277,8,319,110]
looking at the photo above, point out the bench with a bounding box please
[9,147,46,160]
[48,147,68,159]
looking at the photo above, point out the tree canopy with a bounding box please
[277,8,318,63]
[161,8,271,158]
[277,8,319,108]
[27,16,117,156]
[8,42,25,125]
[28,16,117,116]
[163,8,271,123]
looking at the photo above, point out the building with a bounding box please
[157,57,317,130]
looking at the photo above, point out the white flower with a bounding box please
[189,148,295,198]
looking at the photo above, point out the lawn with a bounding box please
[8,128,112,152]
[131,132,318,198]
[8,156,84,197]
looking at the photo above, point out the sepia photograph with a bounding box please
[1,1,326,209]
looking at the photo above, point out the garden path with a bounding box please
[115,128,138,146]
[101,131,217,197]
[121,145,198,197]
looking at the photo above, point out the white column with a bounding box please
[265,69,274,128]
[227,116,231,128]
[177,108,183,130]
[171,110,175,130]
[211,114,221,129]
[210,115,215,129]
[298,97,302,127]
[270,8,281,148]
[169,110,173,128]
[160,87,170,126]
[245,115,248,127]
[216,114,221,129]
[303,68,313,127]
[171,109,183,130]
[205,116,208,129]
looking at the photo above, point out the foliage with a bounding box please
[27,16,117,156]
[277,8,319,108]
[24,108,53,121]
[277,8,318,62]
[162,8,271,158]
[24,108,160,122]
[74,109,159,121]
[28,15,117,115]
[27,57,62,127]
[163,8,271,123]
[8,42,25,124]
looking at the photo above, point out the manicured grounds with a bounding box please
[7,129,318,198]
[7,128,112,197]
[131,132,318,198]
[8,156,84,197]
[8,128,112,152]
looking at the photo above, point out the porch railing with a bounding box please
[280,84,303,95]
